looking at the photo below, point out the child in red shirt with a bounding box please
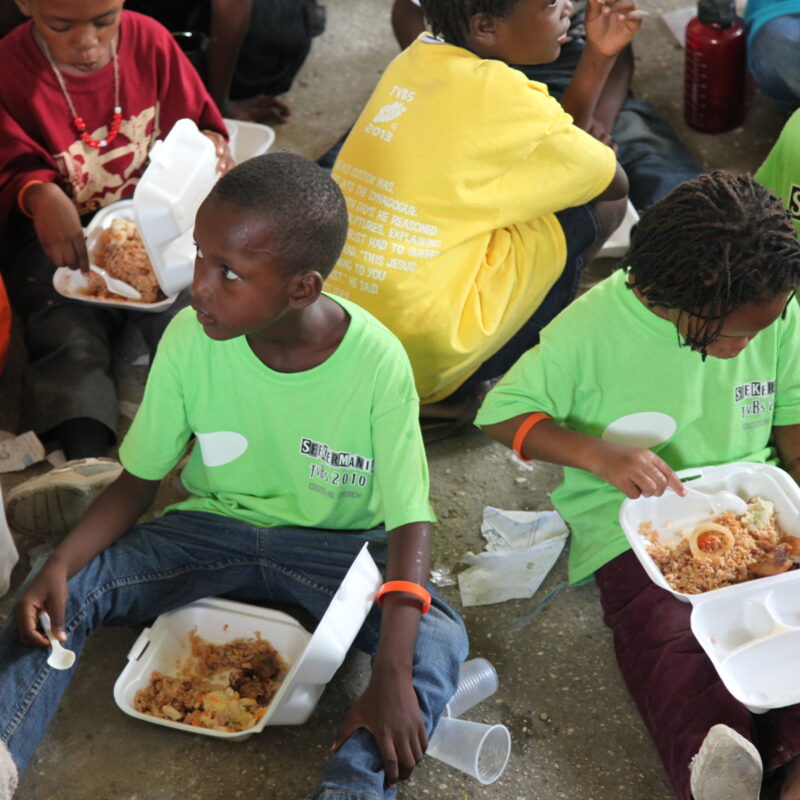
[0,0,231,539]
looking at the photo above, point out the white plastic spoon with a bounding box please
[682,486,749,516]
[40,611,76,670]
[89,265,142,301]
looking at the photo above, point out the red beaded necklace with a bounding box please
[42,37,122,150]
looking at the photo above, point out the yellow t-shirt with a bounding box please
[326,36,617,403]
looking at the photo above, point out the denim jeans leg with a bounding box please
[259,528,469,800]
[611,98,704,212]
[748,15,800,112]
[0,511,269,775]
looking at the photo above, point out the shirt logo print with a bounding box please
[373,102,407,123]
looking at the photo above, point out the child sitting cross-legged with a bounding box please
[477,172,800,800]
[0,153,468,800]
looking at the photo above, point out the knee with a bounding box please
[749,18,800,108]
[27,310,110,368]
[425,602,470,663]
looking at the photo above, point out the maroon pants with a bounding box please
[595,550,800,800]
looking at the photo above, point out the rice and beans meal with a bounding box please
[84,218,164,303]
[640,497,800,594]
[134,629,287,732]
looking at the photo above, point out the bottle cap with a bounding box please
[698,0,735,26]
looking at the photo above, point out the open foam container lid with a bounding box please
[619,461,800,712]
[113,542,382,739]
[132,118,219,297]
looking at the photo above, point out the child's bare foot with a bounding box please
[780,756,800,800]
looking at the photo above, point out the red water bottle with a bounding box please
[683,0,746,133]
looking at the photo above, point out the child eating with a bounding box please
[477,172,800,800]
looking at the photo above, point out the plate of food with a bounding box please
[619,462,800,712]
[53,200,177,312]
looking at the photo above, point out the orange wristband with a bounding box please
[376,580,431,614]
[512,412,552,461]
[17,179,44,218]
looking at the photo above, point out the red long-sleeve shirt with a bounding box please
[0,10,226,227]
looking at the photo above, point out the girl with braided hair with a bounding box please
[477,171,800,800]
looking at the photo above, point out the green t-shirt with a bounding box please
[120,296,434,532]
[755,108,800,239]
[475,270,800,585]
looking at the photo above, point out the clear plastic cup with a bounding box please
[427,717,511,785]
[445,658,499,718]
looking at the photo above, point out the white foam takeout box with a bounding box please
[619,462,800,713]
[113,543,382,741]
[53,118,222,312]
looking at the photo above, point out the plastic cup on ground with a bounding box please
[445,657,499,718]
[427,717,511,785]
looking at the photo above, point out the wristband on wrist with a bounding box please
[376,580,431,614]
[512,412,552,461]
[18,179,45,218]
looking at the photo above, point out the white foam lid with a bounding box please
[619,462,800,712]
[132,118,219,296]
[113,543,382,738]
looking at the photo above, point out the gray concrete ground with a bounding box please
[0,0,789,798]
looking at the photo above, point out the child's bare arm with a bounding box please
[23,182,88,271]
[332,520,431,787]
[562,0,643,130]
[14,470,160,648]
[772,424,800,484]
[481,414,684,499]
[593,44,634,133]
[391,0,426,49]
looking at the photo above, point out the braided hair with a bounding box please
[419,0,521,47]
[623,171,800,356]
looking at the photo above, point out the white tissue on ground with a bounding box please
[457,507,568,607]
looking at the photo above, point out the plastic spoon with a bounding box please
[40,611,76,670]
[89,265,142,300]
[682,486,749,516]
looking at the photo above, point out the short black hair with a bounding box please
[419,0,521,47]
[210,152,348,278]
[623,170,800,355]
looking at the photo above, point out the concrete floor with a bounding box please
[0,0,790,798]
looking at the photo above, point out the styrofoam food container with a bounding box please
[114,543,382,740]
[619,461,800,712]
[223,118,275,164]
[53,200,176,312]
[53,118,219,311]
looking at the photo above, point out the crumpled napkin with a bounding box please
[457,507,568,607]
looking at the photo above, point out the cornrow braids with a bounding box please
[419,0,521,47]
[622,170,800,356]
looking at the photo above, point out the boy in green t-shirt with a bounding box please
[0,154,468,800]
[477,172,800,800]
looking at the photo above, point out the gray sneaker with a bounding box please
[4,457,122,541]
[690,724,762,800]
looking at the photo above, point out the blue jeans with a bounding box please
[748,14,800,111]
[0,511,468,800]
